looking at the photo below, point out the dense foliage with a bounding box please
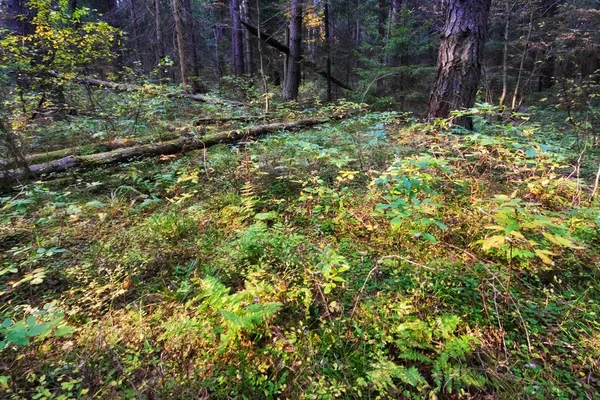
[0,0,599,399]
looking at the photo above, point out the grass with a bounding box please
[1,100,599,399]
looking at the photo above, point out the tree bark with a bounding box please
[1,118,337,182]
[426,0,492,128]
[230,0,245,76]
[283,0,303,100]
[172,0,189,91]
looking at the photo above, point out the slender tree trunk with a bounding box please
[230,0,245,76]
[241,0,254,75]
[184,0,201,82]
[511,4,534,111]
[154,0,164,69]
[426,0,492,128]
[283,0,303,100]
[130,0,141,64]
[375,0,387,97]
[499,1,516,108]
[172,0,189,91]
[324,0,332,102]
[256,0,269,112]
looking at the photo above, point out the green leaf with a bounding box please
[422,233,437,243]
[54,325,75,338]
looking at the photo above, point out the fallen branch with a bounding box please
[1,117,334,182]
[50,72,244,106]
[240,20,353,92]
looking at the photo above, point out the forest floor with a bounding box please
[1,95,599,399]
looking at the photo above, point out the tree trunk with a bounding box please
[154,0,164,69]
[283,0,303,100]
[427,0,492,128]
[230,0,245,76]
[172,0,189,91]
[511,4,534,111]
[499,0,516,108]
[241,0,254,75]
[324,0,332,102]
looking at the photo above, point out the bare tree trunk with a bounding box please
[230,0,245,76]
[256,0,269,112]
[130,0,141,64]
[154,0,164,69]
[511,3,534,111]
[283,0,303,100]
[172,0,189,91]
[241,0,254,75]
[324,0,332,102]
[498,1,516,108]
[426,0,492,129]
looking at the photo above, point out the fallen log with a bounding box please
[50,72,244,106]
[0,134,184,168]
[240,20,353,92]
[0,117,333,182]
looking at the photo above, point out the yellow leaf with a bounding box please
[480,235,506,251]
[534,249,555,265]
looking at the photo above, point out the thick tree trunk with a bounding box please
[230,0,245,76]
[1,118,337,182]
[172,0,189,91]
[283,0,303,100]
[240,20,352,91]
[6,0,33,35]
[426,0,492,128]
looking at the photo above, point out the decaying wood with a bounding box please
[1,117,333,182]
[240,20,353,92]
[0,134,182,168]
[50,72,244,106]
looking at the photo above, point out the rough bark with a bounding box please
[230,0,245,76]
[426,0,492,128]
[283,0,303,100]
[240,20,353,91]
[1,118,336,182]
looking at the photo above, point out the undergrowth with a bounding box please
[1,103,599,399]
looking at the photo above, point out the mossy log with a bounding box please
[0,117,331,182]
